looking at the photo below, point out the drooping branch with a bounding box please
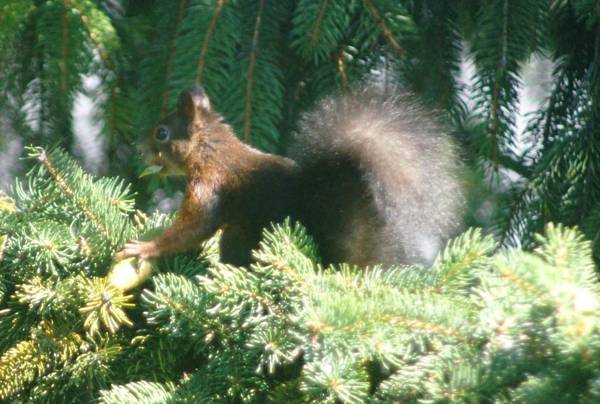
[335,49,348,87]
[161,0,189,115]
[362,0,404,57]
[60,2,69,95]
[196,0,226,84]
[34,149,112,246]
[243,0,266,143]
[309,0,329,48]
[65,0,114,71]
[489,0,510,167]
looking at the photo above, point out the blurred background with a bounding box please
[0,0,598,259]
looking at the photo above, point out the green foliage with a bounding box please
[0,148,168,401]
[291,0,354,63]
[2,1,599,259]
[471,0,549,156]
[0,0,34,48]
[5,146,135,273]
[99,381,178,404]
[1,149,600,402]
[1,0,600,402]
[486,1,600,254]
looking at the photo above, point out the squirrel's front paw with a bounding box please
[115,240,158,261]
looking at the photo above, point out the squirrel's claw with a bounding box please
[115,240,157,261]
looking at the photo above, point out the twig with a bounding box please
[243,0,266,143]
[196,0,227,83]
[61,2,69,95]
[35,149,113,247]
[161,0,189,115]
[363,0,404,57]
[66,0,115,71]
[309,0,329,48]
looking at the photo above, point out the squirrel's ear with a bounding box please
[178,84,211,119]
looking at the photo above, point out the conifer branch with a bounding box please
[309,0,329,47]
[489,0,509,167]
[81,278,134,335]
[495,261,543,297]
[66,0,114,71]
[335,50,348,87]
[0,339,46,399]
[2,2,600,401]
[61,2,69,95]
[0,192,16,213]
[161,0,188,115]
[100,381,178,404]
[0,324,81,399]
[385,314,467,340]
[0,236,6,263]
[33,149,112,246]
[243,0,266,143]
[362,0,404,57]
[196,0,226,84]
[142,289,205,330]
[313,313,468,340]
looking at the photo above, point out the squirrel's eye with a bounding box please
[155,126,170,143]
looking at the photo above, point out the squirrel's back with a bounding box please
[288,86,464,266]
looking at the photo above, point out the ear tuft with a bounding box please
[177,84,211,119]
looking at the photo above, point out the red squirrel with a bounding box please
[116,84,464,267]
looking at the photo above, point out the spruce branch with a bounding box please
[309,0,330,48]
[248,322,303,373]
[0,235,6,266]
[65,0,118,71]
[0,339,48,399]
[18,220,86,276]
[497,263,545,309]
[29,147,111,245]
[534,223,596,280]
[23,146,135,261]
[0,0,34,47]
[301,353,370,403]
[141,273,209,340]
[15,275,86,320]
[99,380,178,404]
[213,0,286,151]
[292,0,353,63]
[335,49,349,86]
[399,2,461,111]
[29,342,122,402]
[0,322,82,400]
[181,347,269,401]
[0,192,16,213]
[243,0,266,143]
[161,0,189,115]
[470,0,549,169]
[430,227,497,293]
[196,0,226,84]
[362,0,404,57]
[81,277,134,336]
[166,0,241,115]
[60,0,70,95]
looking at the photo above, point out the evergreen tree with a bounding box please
[1,0,598,255]
[1,1,600,402]
[1,148,600,402]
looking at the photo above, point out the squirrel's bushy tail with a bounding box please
[288,85,464,266]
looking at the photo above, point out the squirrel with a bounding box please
[116,84,464,267]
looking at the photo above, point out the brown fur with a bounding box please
[117,84,464,267]
[117,86,299,266]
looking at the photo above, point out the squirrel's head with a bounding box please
[141,84,223,177]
